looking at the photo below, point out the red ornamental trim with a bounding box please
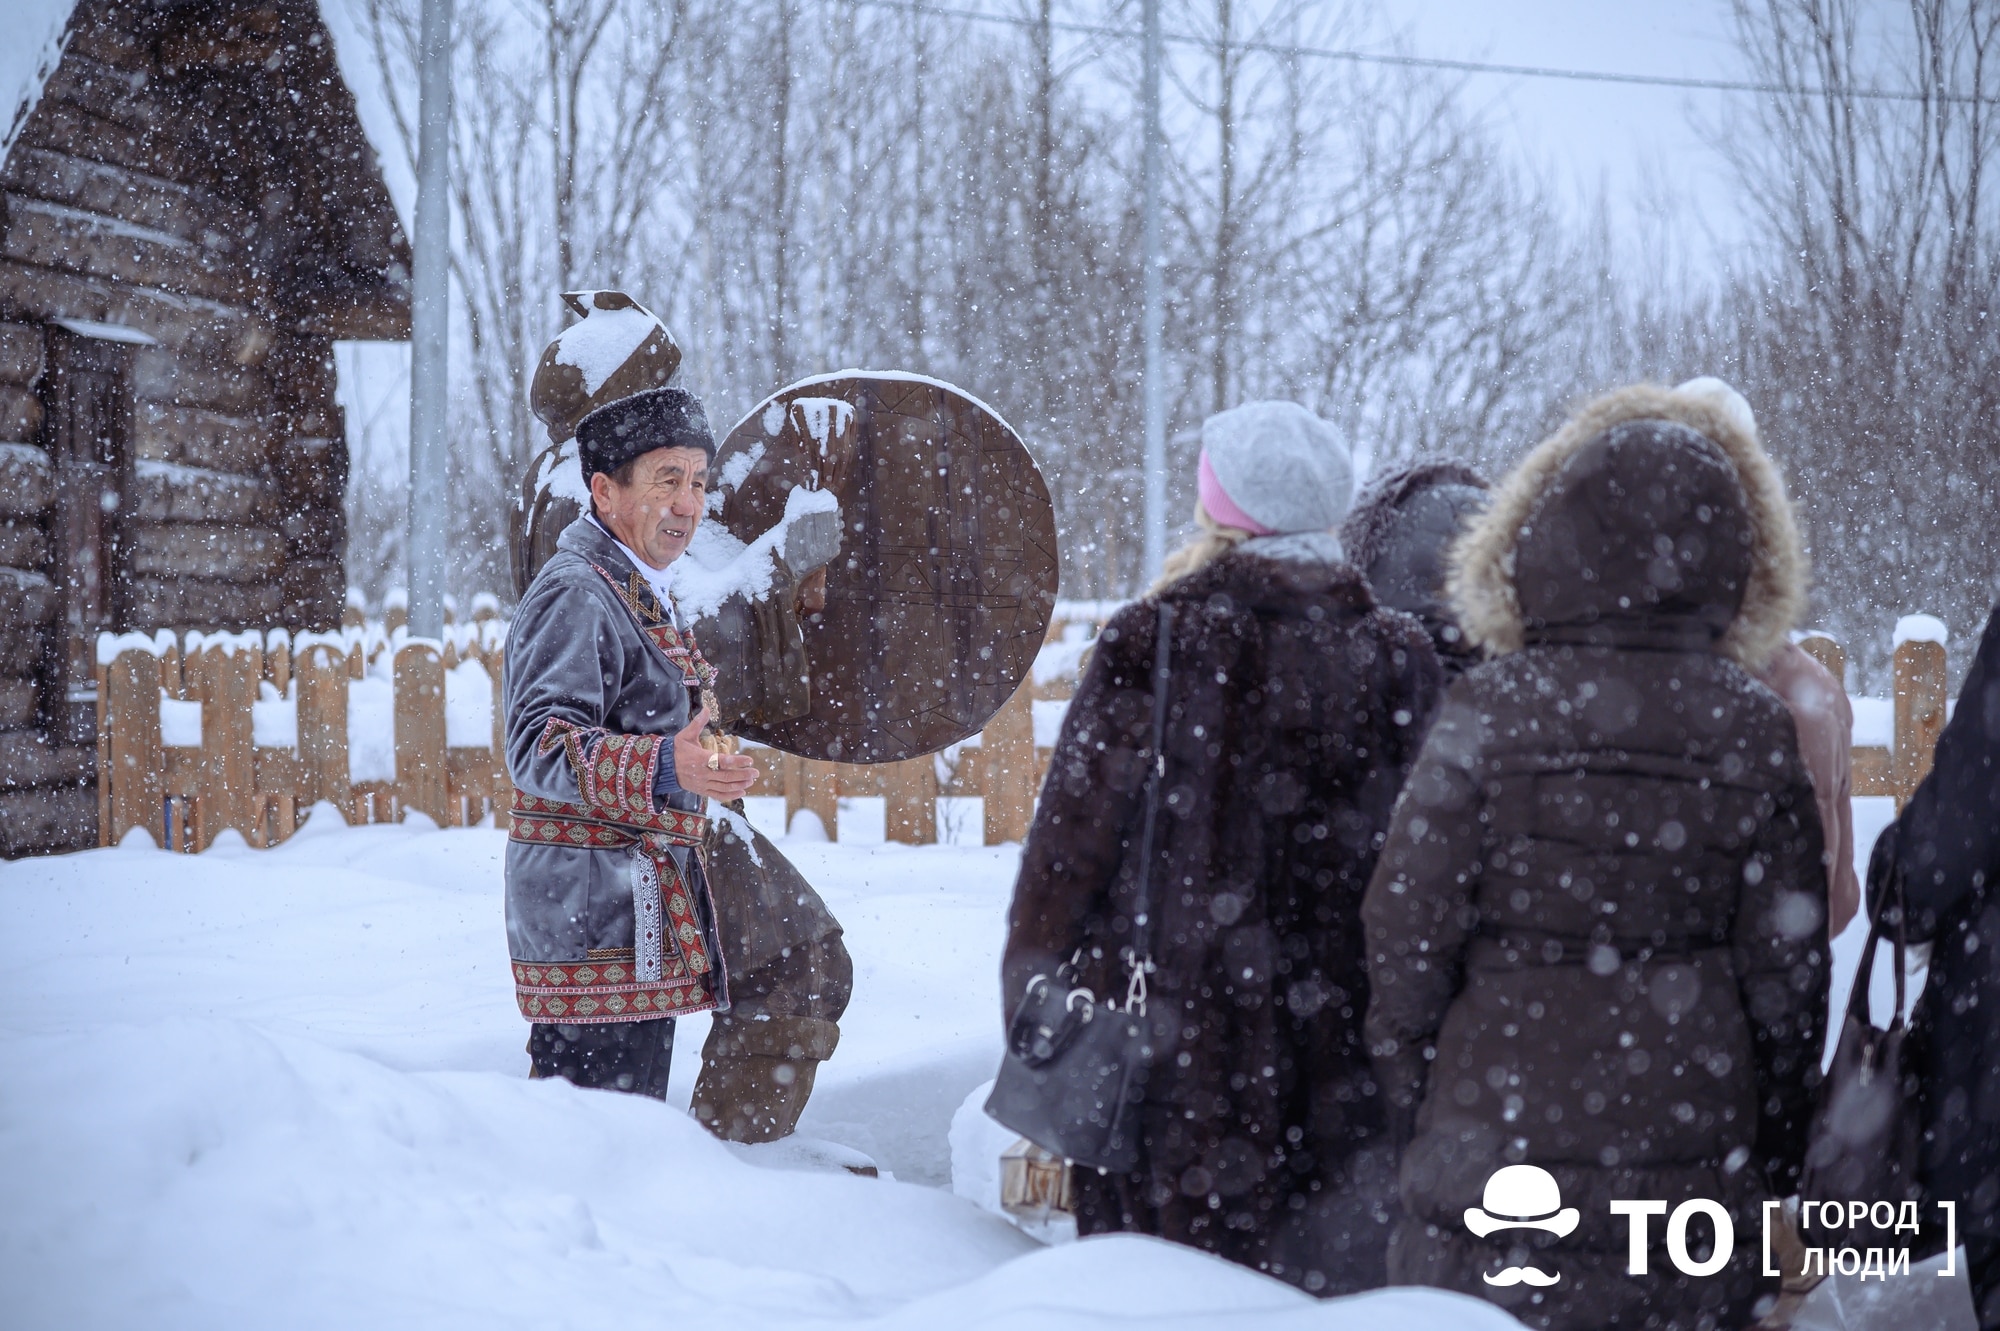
[509,791,708,845]
[511,958,718,1024]
[652,846,715,979]
[535,718,663,821]
[590,563,719,691]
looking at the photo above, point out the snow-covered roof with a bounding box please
[318,0,416,230]
[0,0,77,162]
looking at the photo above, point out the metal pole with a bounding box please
[407,0,454,640]
[1140,0,1166,585]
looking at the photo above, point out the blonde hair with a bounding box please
[1150,502,1252,593]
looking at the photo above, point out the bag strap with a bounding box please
[1122,601,1175,1009]
[1848,859,1911,1030]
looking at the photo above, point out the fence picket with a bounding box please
[395,639,448,825]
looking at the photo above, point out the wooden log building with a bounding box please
[0,0,410,854]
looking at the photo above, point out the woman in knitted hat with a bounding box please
[1003,401,1445,1295]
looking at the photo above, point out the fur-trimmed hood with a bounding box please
[1448,383,1806,670]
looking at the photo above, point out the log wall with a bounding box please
[0,0,409,855]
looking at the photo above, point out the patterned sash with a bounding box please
[509,791,722,1024]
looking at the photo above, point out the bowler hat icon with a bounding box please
[1464,1165,1580,1238]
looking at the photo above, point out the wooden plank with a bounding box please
[104,648,164,846]
[1853,745,1893,798]
[295,642,351,821]
[132,345,266,415]
[125,576,282,628]
[395,640,448,825]
[0,323,44,387]
[0,385,41,443]
[0,730,93,790]
[0,677,35,728]
[265,635,290,696]
[0,443,52,518]
[130,461,272,525]
[882,754,938,845]
[982,680,1037,845]
[0,565,56,623]
[491,653,511,830]
[254,748,300,794]
[1893,638,1949,809]
[800,758,840,840]
[0,787,97,855]
[134,400,271,474]
[125,522,284,580]
[0,258,272,367]
[1,146,251,254]
[17,90,204,184]
[95,655,108,847]
[0,519,48,569]
[0,627,43,674]
[193,639,260,849]
[1797,635,1845,689]
[1,191,253,308]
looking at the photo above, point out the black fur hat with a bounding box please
[575,386,715,480]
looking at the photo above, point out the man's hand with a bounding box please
[672,707,759,802]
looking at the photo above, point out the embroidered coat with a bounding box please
[503,517,726,1025]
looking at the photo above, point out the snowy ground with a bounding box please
[0,798,1976,1329]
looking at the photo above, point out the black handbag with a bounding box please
[984,601,1175,1173]
[1800,868,1923,1219]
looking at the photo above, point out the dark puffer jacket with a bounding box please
[1339,461,1489,678]
[1004,532,1443,1296]
[1362,387,1828,1331]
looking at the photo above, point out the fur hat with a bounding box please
[1197,401,1354,537]
[576,386,716,481]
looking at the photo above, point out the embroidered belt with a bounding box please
[508,791,722,1024]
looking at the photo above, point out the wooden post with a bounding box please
[1797,634,1845,690]
[103,648,164,847]
[984,679,1038,845]
[296,642,352,823]
[883,754,938,845]
[491,652,511,830]
[782,750,803,827]
[800,758,840,839]
[264,633,291,697]
[96,649,111,847]
[395,638,448,824]
[1893,636,1948,810]
[194,637,260,850]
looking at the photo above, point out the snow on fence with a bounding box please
[1799,619,1947,808]
[91,605,1955,852]
[93,602,1116,852]
[95,603,511,851]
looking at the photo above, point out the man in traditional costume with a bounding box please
[503,386,764,1098]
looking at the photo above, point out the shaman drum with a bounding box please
[714,373,1058,763]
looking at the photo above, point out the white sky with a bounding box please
[1385,0,1751,254]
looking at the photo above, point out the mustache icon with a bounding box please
[1483,1265,1561,1287]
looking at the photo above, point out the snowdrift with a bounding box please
[0,812,1522,1330]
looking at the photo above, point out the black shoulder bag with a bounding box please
[984,601,1175,1173]
[1800,866,1923,1224]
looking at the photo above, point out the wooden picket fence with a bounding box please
[95,611,511,851]
[1795,630,1946,809]
[96,609,1941,853]
[95,605,1103,852]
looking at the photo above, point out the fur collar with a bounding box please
[1448,383,1805,670]
[1162,539,1374,613]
